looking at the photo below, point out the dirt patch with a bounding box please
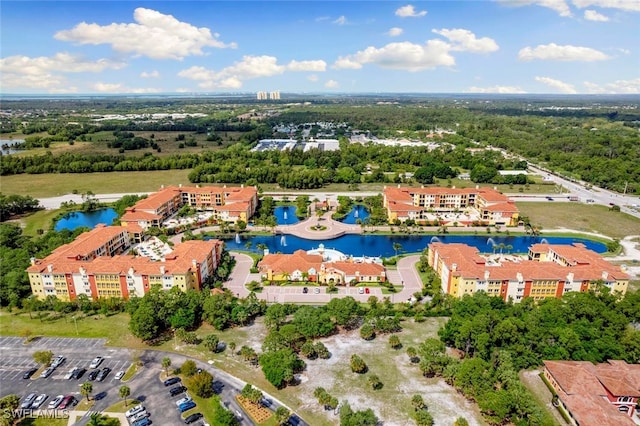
[520,369,569,425]
[293,320,486,425]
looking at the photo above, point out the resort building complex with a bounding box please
[258,249,386,285]
[383,186,519,226]
[543,360,639,426]
[428,242,629,302]
[27,225,223,301]
[121,185,258,229]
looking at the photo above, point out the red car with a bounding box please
[365,288,370,294]
[58,395,75,409]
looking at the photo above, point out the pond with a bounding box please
[339,205,370,224]
[54,208,118,231]
[273,205,300,225]
[0,139,24,155]
[221,234,607,257]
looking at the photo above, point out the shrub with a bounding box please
[360,324,375,340]
[185,371,214,398]
[350,354,368,374]
[181,360,198,377]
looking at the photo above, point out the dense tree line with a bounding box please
[0,193,41,221]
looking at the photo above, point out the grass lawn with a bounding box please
[17,418,68,426]
[104,399,141,413]
[121,363,139,382]
[75,398,94,411]
[1,170,193,198]
[19,209,66,236]
[516,202,640,240]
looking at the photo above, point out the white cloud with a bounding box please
[55,7,236,60]
[325,79,339,88]
[584,77,640,93]
[432,28,499,53]
[0,52,125,91]
[467,85,527,93]
[502,0,572,17]
[307,74,319,82]
[286,60,327,72]
[584,9,610,20]
[179,55,325,89]
[518,43,610,61]
[387,27,404,37]
[395,5,428,17]
[333,29,496,72]
[92,82,162,93]
[333,16,347,25]
[534,76,577,93]
[572,0,640,12]
[140,70,160,78]
[315,16,330,22]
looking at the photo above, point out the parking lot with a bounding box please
[0,337,265,426]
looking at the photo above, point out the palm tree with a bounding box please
[498,243,506,254]
[244,241,252,250]
[119,385,130,407]
[81,382,93,401]
[275,406,291,425]
[506,244,513,254]
[256,243,267,253]
[393,242,403,257]
[161,357,171,375]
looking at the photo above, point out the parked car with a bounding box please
[365,288,370,294]
[169,385,186,396]
[175,396,192,407]
[314,287,320,294]
[89,356,104,369]
[58,395,75,410]
[261,398,272,407]
[114,370,125,380]
[31,394,47,409]
[125,404,145,418]
[178,401,196,413]
[64,368,77,380]
[87,369,100,381]
[358,287,364,294]
[97,367,111,382]
[48,395,64,409]
[129,410,149,423]
[164,377,181,386]
[51,355,65,368]
[184,413,203,424]
[20,393,36,409]
[72,368,86,380]
[132,418,152,426]
[302,287,308,293]
[40,367,55,378]
[22,368,37,379]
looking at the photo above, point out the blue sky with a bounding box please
[1,1,638,94]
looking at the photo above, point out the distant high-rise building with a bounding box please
[256,91,268,100]
[269,90,280,100]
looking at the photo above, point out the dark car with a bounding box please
[178,401,196,413]
[183,413,203,424]
[97,367,111,382]
[72,368,86,380]
[87,369,100,381]
[22,368,37,379]
[169,386,186,396]
[302,287,308,294]
[164,377,181,387]
[132,418,152,426]
[58,395,75,409]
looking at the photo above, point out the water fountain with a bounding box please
[540,238,549,244]
[283,211,288,220]
[354,207,359,218]
[280,235,287,246]
[430,236,441,243]
[487,237,496,247]
[235,233,241,244]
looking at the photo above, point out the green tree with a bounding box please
[360,323,375,340]
[350,354,367,374]
[411,394,425,410]
[389,334,402,349]
[181,360,198,377]
[81,382,93,401]
[204,334,220,352]
[228,341,237,355]
[393,242,403,257]
[162,357,172,375]
[414,409,434,426]
[33,350,54,366]
[185,370,214,398]
[314,342,331,359]
[274,406,291,425]
[0,394,20,426]
[407,346,419,363]
[118,385,130,407]
[454,418,469,426]
[368,374,383,390]
[339,401,379,426]
[300,341,318,359]
[259,348,302,388]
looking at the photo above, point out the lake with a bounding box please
[339,205,370,224]
[274,205,300,225]
[221,234,607,257]
[0,139,24,155]
[54,208,118,231]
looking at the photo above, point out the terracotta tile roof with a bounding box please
[259,250,322,274]
[544,360,638,426]
[133,187,181,211]
[121,209,161,221]
[217,202,250,212]
[327,262,385,275]
[482,202,519,212]
[225,186,257,201]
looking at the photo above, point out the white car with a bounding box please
[125,404,145,418]
[21,393,36,409]
[129,410,149,423]
[51,355,65,368]
[175,396,192,407]
[31,394,47,409]
[48,395,64,409]
[64,368,76,380]
[40,367,55,378]
[89,357,104,369]
[114,370,125,380]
